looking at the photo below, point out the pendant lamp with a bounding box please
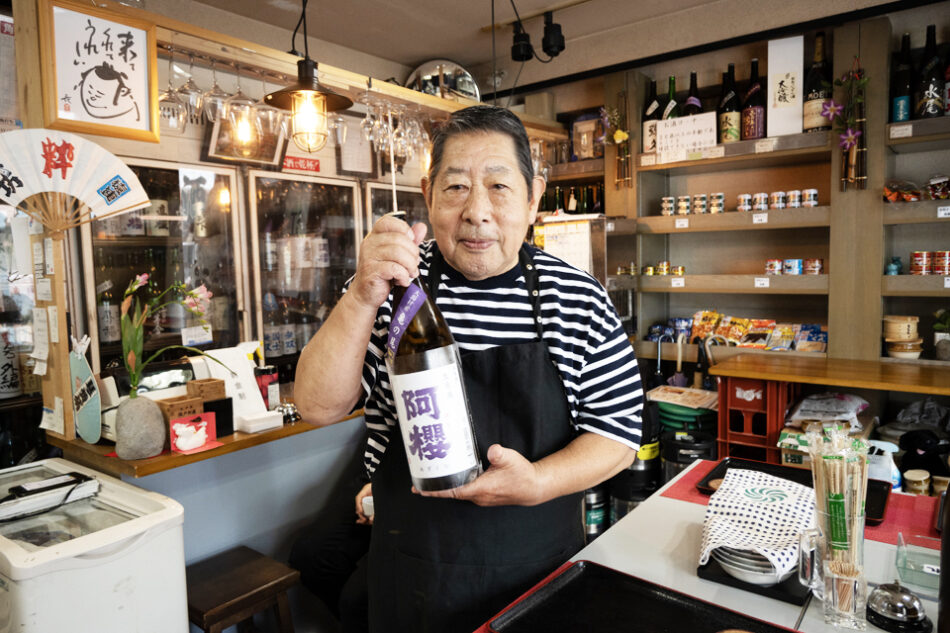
[265,0,352,152]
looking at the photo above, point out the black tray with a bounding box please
[489,560,796,633]
[695,457,891,525]
[697,556,811,606]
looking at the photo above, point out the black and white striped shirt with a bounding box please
[357,241,644,475]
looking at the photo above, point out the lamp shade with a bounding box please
[265,58,352,153]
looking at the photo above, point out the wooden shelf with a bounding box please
[606,275,637,291]
[638,274,829,295]
[636,132,831,175]
[0,394,43,413]
[605,217,638,236]
[45,411,363,478]
[886,117,950,154]
[880,356,950,368]
[708,354,950,397]
[635,341,825,363]
[637,206,831,234]
[883,200,950,225]
[93,236,183,248]
[548,158,605,183]
[881,275,950,297]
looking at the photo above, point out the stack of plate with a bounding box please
[710,547,794,587]
[657,401,717,433]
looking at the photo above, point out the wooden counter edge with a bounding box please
[46,410,365,478]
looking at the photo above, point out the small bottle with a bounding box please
[296,301,315,349]
[718,65,741,144]
[662,75,680,120]
[641,80,660,153]
[280,300,298,356]
[262,292,283,358]
[891,33,914,122]
[803,32,832,132]
[166,247,185,331]
[741,58,766,140]
[96,249,120,344]
[914,24,945,119]
[683,71,703,116]
[386,232,481,491]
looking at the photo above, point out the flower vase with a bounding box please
[115,396,166,460]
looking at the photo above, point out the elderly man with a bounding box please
[296,104,643,632]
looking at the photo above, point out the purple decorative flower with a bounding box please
[839,128,862,150]
[821,100,843,121]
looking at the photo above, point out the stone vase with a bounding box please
[115,396,166,460]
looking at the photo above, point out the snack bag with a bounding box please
[690,310,722,341]
[739,319,776,348]
[766,323,799,351]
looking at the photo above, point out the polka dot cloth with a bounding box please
[699,468,816,575]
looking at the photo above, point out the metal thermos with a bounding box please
[584,487,607,542]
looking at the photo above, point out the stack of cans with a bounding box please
[709,192,725,214]
[676,196,691,215]
[934,251,950,275]
[737,193,752,212]
[752,192,769,211]
[787,190,802,208]
[692,193,708,214]
[769,191,786,210]
[912,251,950,275]
[804,258,824,275]
[783,259,803,275]
[766,259,783,275]
[803,189,819,207]
[661,196,675,216]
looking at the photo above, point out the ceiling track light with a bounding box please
[508,3,564,63]
[511,22,533,62]
[542,11,564,58]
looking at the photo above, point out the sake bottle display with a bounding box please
[386,266,481,492]
[95,249,120,343]
[891,32,913,122]
[803,32,831,132]
[741,58,766,140]
[662,75,680,120]
[914,24,945,118]
[718,64,741,144]
[683,71,703,116]
[641,80,660,153]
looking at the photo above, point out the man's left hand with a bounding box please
[413,444,544,507]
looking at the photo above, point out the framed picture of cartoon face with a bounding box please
[37,0,159,142]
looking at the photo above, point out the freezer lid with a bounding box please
[0,496,138,553]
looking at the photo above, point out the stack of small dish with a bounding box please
[883,315,922,359]
[711,546,795,586]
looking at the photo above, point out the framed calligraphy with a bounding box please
[201,116,288,168]
[37,0,159,142]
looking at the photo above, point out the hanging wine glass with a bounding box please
[358,93,376,143]
[224,63,262,158]
[372,103,391,154]
[254,73,286,140]
[158,49,187,132]
[391,105,410,159]
[176,54,204,124]
[331,114,347,146]
[201,59,231,123]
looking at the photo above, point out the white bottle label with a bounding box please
[312,237,330,268]
[642,120,657,153]
[267,382,280,411]
[281,324,298,356]
[97,304,120,342]
[263,324,283,357]
[391,359,478,480]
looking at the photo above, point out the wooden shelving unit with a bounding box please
[638,274,828,294]
[637,206,831,234]
[92,236,182,248]
[606,275,637,291]
[883,200,950,225]
[881,275,950,297]
[886,117,950,154]
[635,340,826,362]
[548,158,605,183]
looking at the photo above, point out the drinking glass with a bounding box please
[358,93,376,143]
[224,65,261,158]
[201,60,231,123]
[330,115,347,146]
[176,55,204,124]
[799,511,867,630]
[158,52,187,132]
[254,77,287,139]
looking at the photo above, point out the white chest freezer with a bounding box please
[0,458,187,633]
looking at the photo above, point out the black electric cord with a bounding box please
[508,0,554,64]
[290,9,304,56]
[0,481,91,524]
[505,62,525,109]
[491,0,496,106]
[302,0,310,59]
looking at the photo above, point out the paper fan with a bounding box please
[0,129,150,232]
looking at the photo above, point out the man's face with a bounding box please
[423,131,543,281]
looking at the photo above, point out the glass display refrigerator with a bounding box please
[247,171,362,396]
[363,181,429,235]
[80,159,250,374]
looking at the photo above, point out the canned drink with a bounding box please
[643,266,655,276]
[710,192,725,202]
[661,196,675,215]
[671,265,686,276]
[765,259,784,275]
[804,258,824,274]
[933,262,950,275]
[656,261,671,275]
[802,189,819,207]
[786,190,802,208]
[737,193,752,207]
[769,191,786,209]
[783,258,803,275]
[709,203,724,214]
[753,192,769,211]
[629,262,638,276]
[911,251,932,265]
[676,195,691,215]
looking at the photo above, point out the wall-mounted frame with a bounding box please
[37,0,159,143]
[201,117,288,168]
[335,112,377,179]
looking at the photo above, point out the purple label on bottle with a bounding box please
[686,96,702,108]
[386,283,426,360]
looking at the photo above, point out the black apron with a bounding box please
[367,245,584,633]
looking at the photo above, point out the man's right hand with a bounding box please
[348,213,428,310]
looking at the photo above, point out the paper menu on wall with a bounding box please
[30,308,49,361]
[535,220,593,275]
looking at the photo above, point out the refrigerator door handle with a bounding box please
[74,529,149,562]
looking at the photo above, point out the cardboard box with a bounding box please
[767,35,804,137]
[778,413,877,469]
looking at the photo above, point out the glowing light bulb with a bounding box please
[291,91,328,153]
[218,187,231,208]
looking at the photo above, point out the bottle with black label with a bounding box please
[683,71,703,116]
[891,32,914,122]
[741,58,766,140]
[803,32,831,132]
[641,80,660,153]
[662,75,680,120]
[718,64,741,144]
[387,241,481,492]
[914,24,945,119]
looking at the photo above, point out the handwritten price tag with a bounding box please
[754,138,776,153]
[671,278,685,288]
[889,124,913,139]
[754,277,770,289]
[702,145,725,159]
[640,154,656,167]
[674,218,689,229]
[938,206,950,219]
[753,213,768,224]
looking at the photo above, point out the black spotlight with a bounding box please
[542,11,564,57]
[511,22,533,62]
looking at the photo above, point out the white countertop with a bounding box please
[572,460,940,632]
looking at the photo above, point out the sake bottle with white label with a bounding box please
[385,219,481,491]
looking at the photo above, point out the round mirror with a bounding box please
[405,59,480,102]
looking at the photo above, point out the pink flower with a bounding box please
[129,273,149,292]
[821,100,843,121]
[184,285,212,316]
[839,128,862,150]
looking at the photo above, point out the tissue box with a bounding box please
[778,414,876,469]
[235,410,283,434]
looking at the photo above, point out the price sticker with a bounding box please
[606,221,615,232]
[754,138,776,153]
[938,205,950,219]
[671,278,685,288]
[889,123,913,139]
[752,213,768,224]
[945,277,950,289]
[674,218,689,229]
[640,154,656,167]
[754,277,770,289]
[702,145,725,159]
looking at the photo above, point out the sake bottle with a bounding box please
[385,214,481,492]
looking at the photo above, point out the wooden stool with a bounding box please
[187,546,300,633]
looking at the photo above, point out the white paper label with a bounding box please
[754,138,776,153]
[640,154,656,167]
[43,238,54,275]
[390,358,478,480]
[923,564,940,576]
[945,277,950,289]
[30,308,48,361]
[702,145,725,159]
[889,123,913,139]
[674,218,689,229]
[36,278,52,302]
[606,222,615,232]
[33,360,47,376]
[31,242,43,278]
[938,205,950,219]
[47,306,59,343]
[182,324,213,346]
[754,277,770,288]
[95,280,114,295]
[753,213,768,224]
[671,278,685,288]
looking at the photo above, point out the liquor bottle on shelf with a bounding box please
[914,24,945,119]
[741,58,766,140]
[387,270,482,492]
[96,249,120,344]
[166,247,185,331]
[683,72,703,116]
[803,32,832,132]
[262,217,278,273]
[553,186,564,213]
[297,301,315,350]
[144,248,165,334]
[662,75,680,120]
[262,292,283,359]
[718,65,741,144]
[280,299,298,357]
[566,187,578,213]
[641,79,660,153]
[891,32,914,122]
